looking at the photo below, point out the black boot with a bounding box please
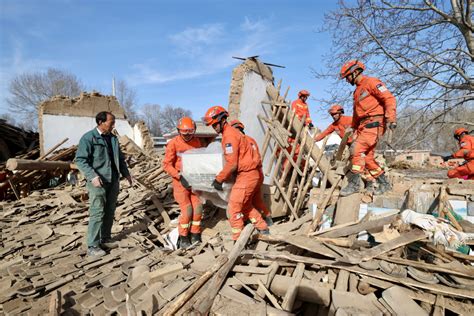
[177,235,191,249]
[365,181,376,194]
[374,174,392,195]
[190,233,202,244]
[340,172,361,197]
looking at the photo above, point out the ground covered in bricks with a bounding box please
[0,58,473,315]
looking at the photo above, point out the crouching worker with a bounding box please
[163,117,204,249]
[203,106,269,240]
[443,128,474,180]
[230,119,273,226]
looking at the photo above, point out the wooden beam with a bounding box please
[6,159,76,171]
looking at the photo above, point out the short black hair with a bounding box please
[95,111,114,125]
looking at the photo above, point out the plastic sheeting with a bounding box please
[181,142,233,209]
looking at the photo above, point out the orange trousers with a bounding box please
[252,169,270,217]
[447,161,474,180]
[227,169,268,240]
[351,124,384,178]
[172,180,203,236]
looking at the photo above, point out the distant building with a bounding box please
[381,149,431,167]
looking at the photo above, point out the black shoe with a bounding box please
[365,181,376,194]
[340,172,361,197]
[374,174,392,195]
[100,237,118,249]
[177,235,191,249]
[190,233,202,244]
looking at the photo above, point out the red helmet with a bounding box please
[298,90,310,97]
[203,105,228,126]
[340,60,365,79]
[230,119,245,131]
[328,104,344,115]
[454,127,469,139]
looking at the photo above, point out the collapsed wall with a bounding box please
[228,59,274,184]
[38,92,154,155]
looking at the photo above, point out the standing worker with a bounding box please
[230,119,273,226]
[291,90,313,128]
[76,111,132,257]
[163,117,204,249]
[443,128,474,180]
[338,60,397,196]
[203,106,269,240]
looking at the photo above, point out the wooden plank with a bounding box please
[151,195,171,227]
[335,270,349,292]
[257,278,283,310]
[308,176,342,233]
[256,234,342,260]
[281,262,305,312]
[317,213,399,239]
[382,286,428,316]
[339,229,427,264]
[187,224,255,315]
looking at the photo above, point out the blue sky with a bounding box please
[0,0,350,129]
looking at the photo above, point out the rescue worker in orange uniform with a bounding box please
[443,128,474,180]
[339,60,397,196]
[230,119,273,226]
[314,104,353,143]
[163,117,203,249]
[291,90,313,128]
[203,106,269,240]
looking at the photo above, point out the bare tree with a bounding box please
[141,103,163,136]
[316,0,474,149]
[115,79,139,124]
[6,68,84,129]
[159,105,192,134]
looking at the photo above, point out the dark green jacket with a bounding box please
[75,128,130,183]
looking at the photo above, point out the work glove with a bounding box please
[388,122,397,130]
[91,176,103,188]
[212,179,223,191]
[180,176,191,190]
[442,155,453,162]
[308,122,314,129]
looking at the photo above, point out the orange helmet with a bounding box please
[203,105,228,126]
[230,119,245,131]
[454,127,469,139]
[298,90,310,97]
[328,104,344,115]
[340,60,365,79]
[177,117,196,134]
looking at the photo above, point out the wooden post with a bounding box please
[281,262,305,312]
[163,255,228,316]
[183,224,255,315]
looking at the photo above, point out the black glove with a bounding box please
[180,176,191,189]
[388,122,397,130]
[212,179,223,191]
[308,122,314,129]
[442,155,453,162]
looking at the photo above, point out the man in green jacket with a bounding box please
[76,111,132,256]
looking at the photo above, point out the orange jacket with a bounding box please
[216,124,260,183]
[453,134,474,160]
[245,135,262,168]
[291,99,312,125]
[162,136,203,180]
[352,75,396,129]
[314,115,353,142]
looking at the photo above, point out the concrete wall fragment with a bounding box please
[39,92,151,155]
